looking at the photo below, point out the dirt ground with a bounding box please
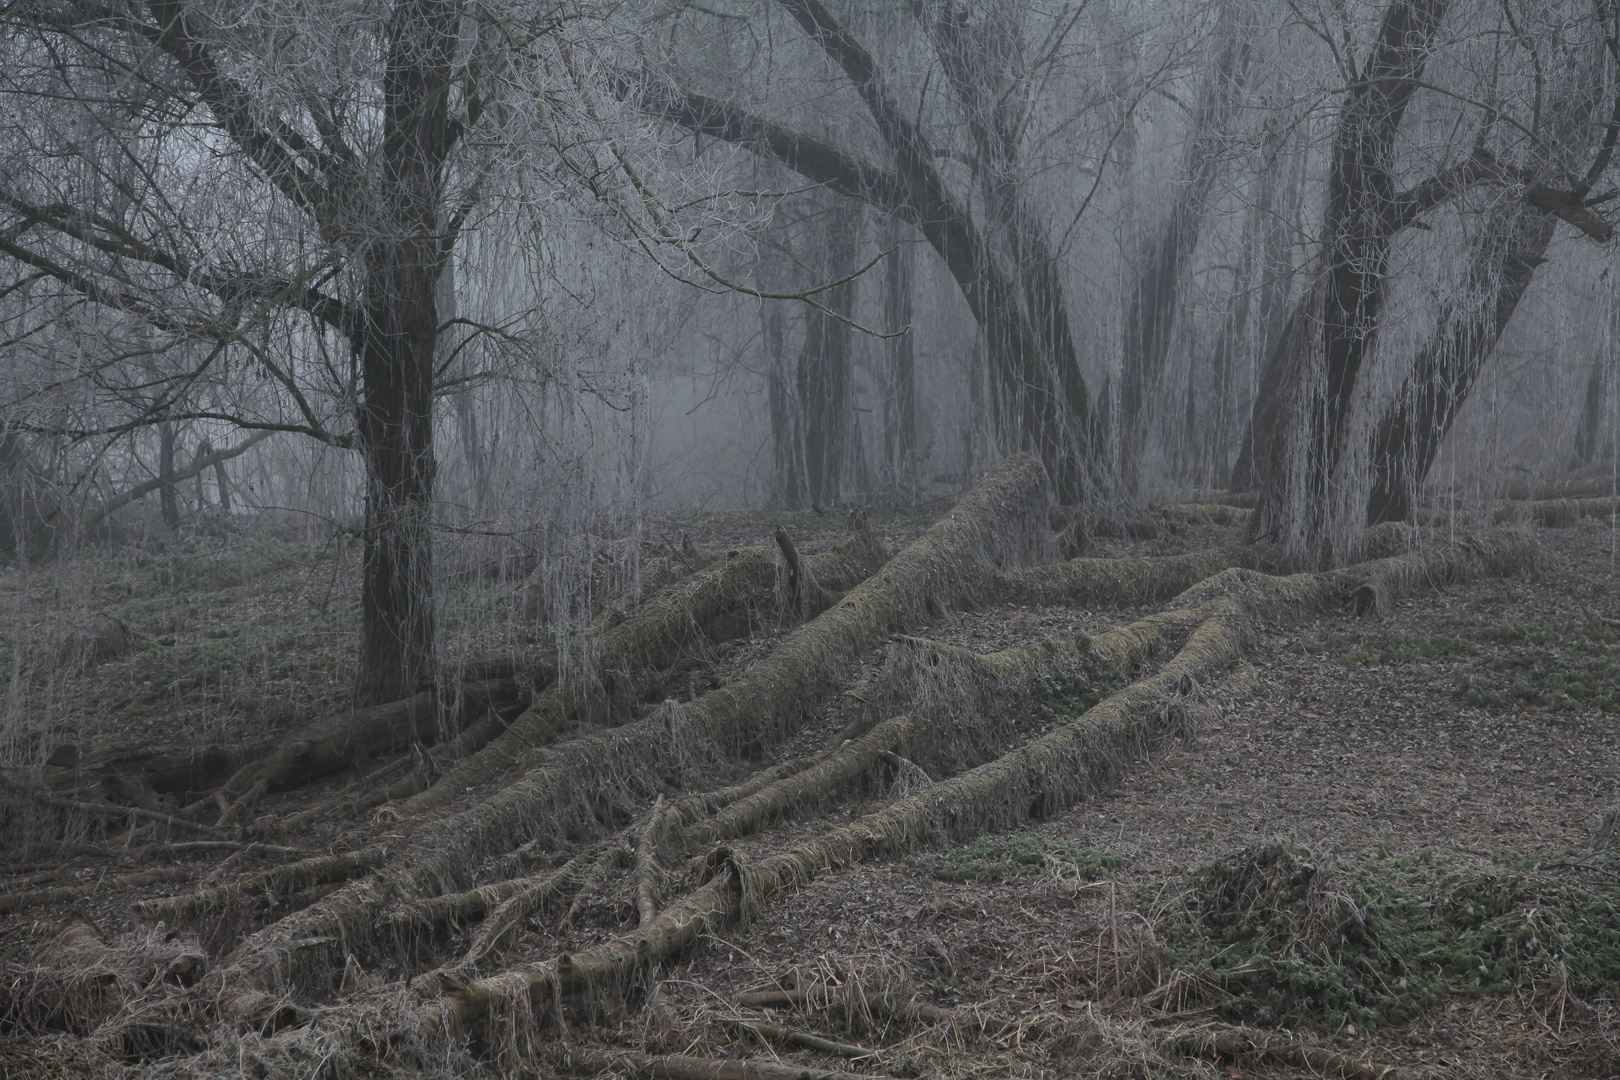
[2,508,1618,1079]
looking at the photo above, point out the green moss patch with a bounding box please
[1035,633,1127,720]
[907,835,1118,884]
[1301,615,1620,712]
[1158,843,1620,1030]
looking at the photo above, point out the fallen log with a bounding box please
[994,548,1245,608]
[1342,530,1536,615]
[0,866,191,915]
[1498,476,1616,502]
[209,679,511,803]
[0,778,227,838]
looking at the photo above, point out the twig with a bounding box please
[727,1018,878,1059]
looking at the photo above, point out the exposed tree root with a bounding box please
[133,850,386,948]
[0,776,228,838]
[1165,1024,1411,1080]
[179,457,1049,1032]
[209,678,509,803]
[1495,495,1620,528]
[552,1046,896,1080]
[0,866,191,915]
[405,521,892,814]
[42,738,275,801]
[994,548,1247,608]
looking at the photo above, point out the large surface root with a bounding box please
[156,455,1049,1030]
[404,520,892,813]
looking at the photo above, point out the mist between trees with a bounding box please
[3,0,1620,729]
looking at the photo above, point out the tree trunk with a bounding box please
[157,422,179,529]
[1229,142,1307,490]
[1364,210,1557,523]
[1571,349,1608,471]
[352,0,461,705]
[796,206,860,509]
[1363,44,1608,525]
[1247,0,1449,564]
[763,303,802,508]
[647,2,1107,503]
[881,223,917,496]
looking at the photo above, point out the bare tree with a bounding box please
[0,0,490,701]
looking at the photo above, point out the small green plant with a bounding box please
[1331,631,1475,667]
[907,835,1118,884]
[1034,633,1126,721]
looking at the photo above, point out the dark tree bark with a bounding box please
[763,303,803,508]
[1247,0,1450,562]
[1364,43,1612,524]
[1571,349,1608,471]
[3,1,473,703]
[157,421,179,529]
[1363,209,1556,523]
[1230,141,1307,490]
[796,206,861,509]
[351,0,461,704]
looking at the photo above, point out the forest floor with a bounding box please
[2,491,1618,1079]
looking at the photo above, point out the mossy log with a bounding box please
[42,739,276,802]
[403,523,891,814]
[1494,495,1620,528]
[185,456,1051,1029]
[1151,502,1254,527]
[388,754,831,938]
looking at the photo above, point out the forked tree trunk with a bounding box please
[1364,45,1608,524]
[1363,210,1557,523]
[1247,0,1449,564]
